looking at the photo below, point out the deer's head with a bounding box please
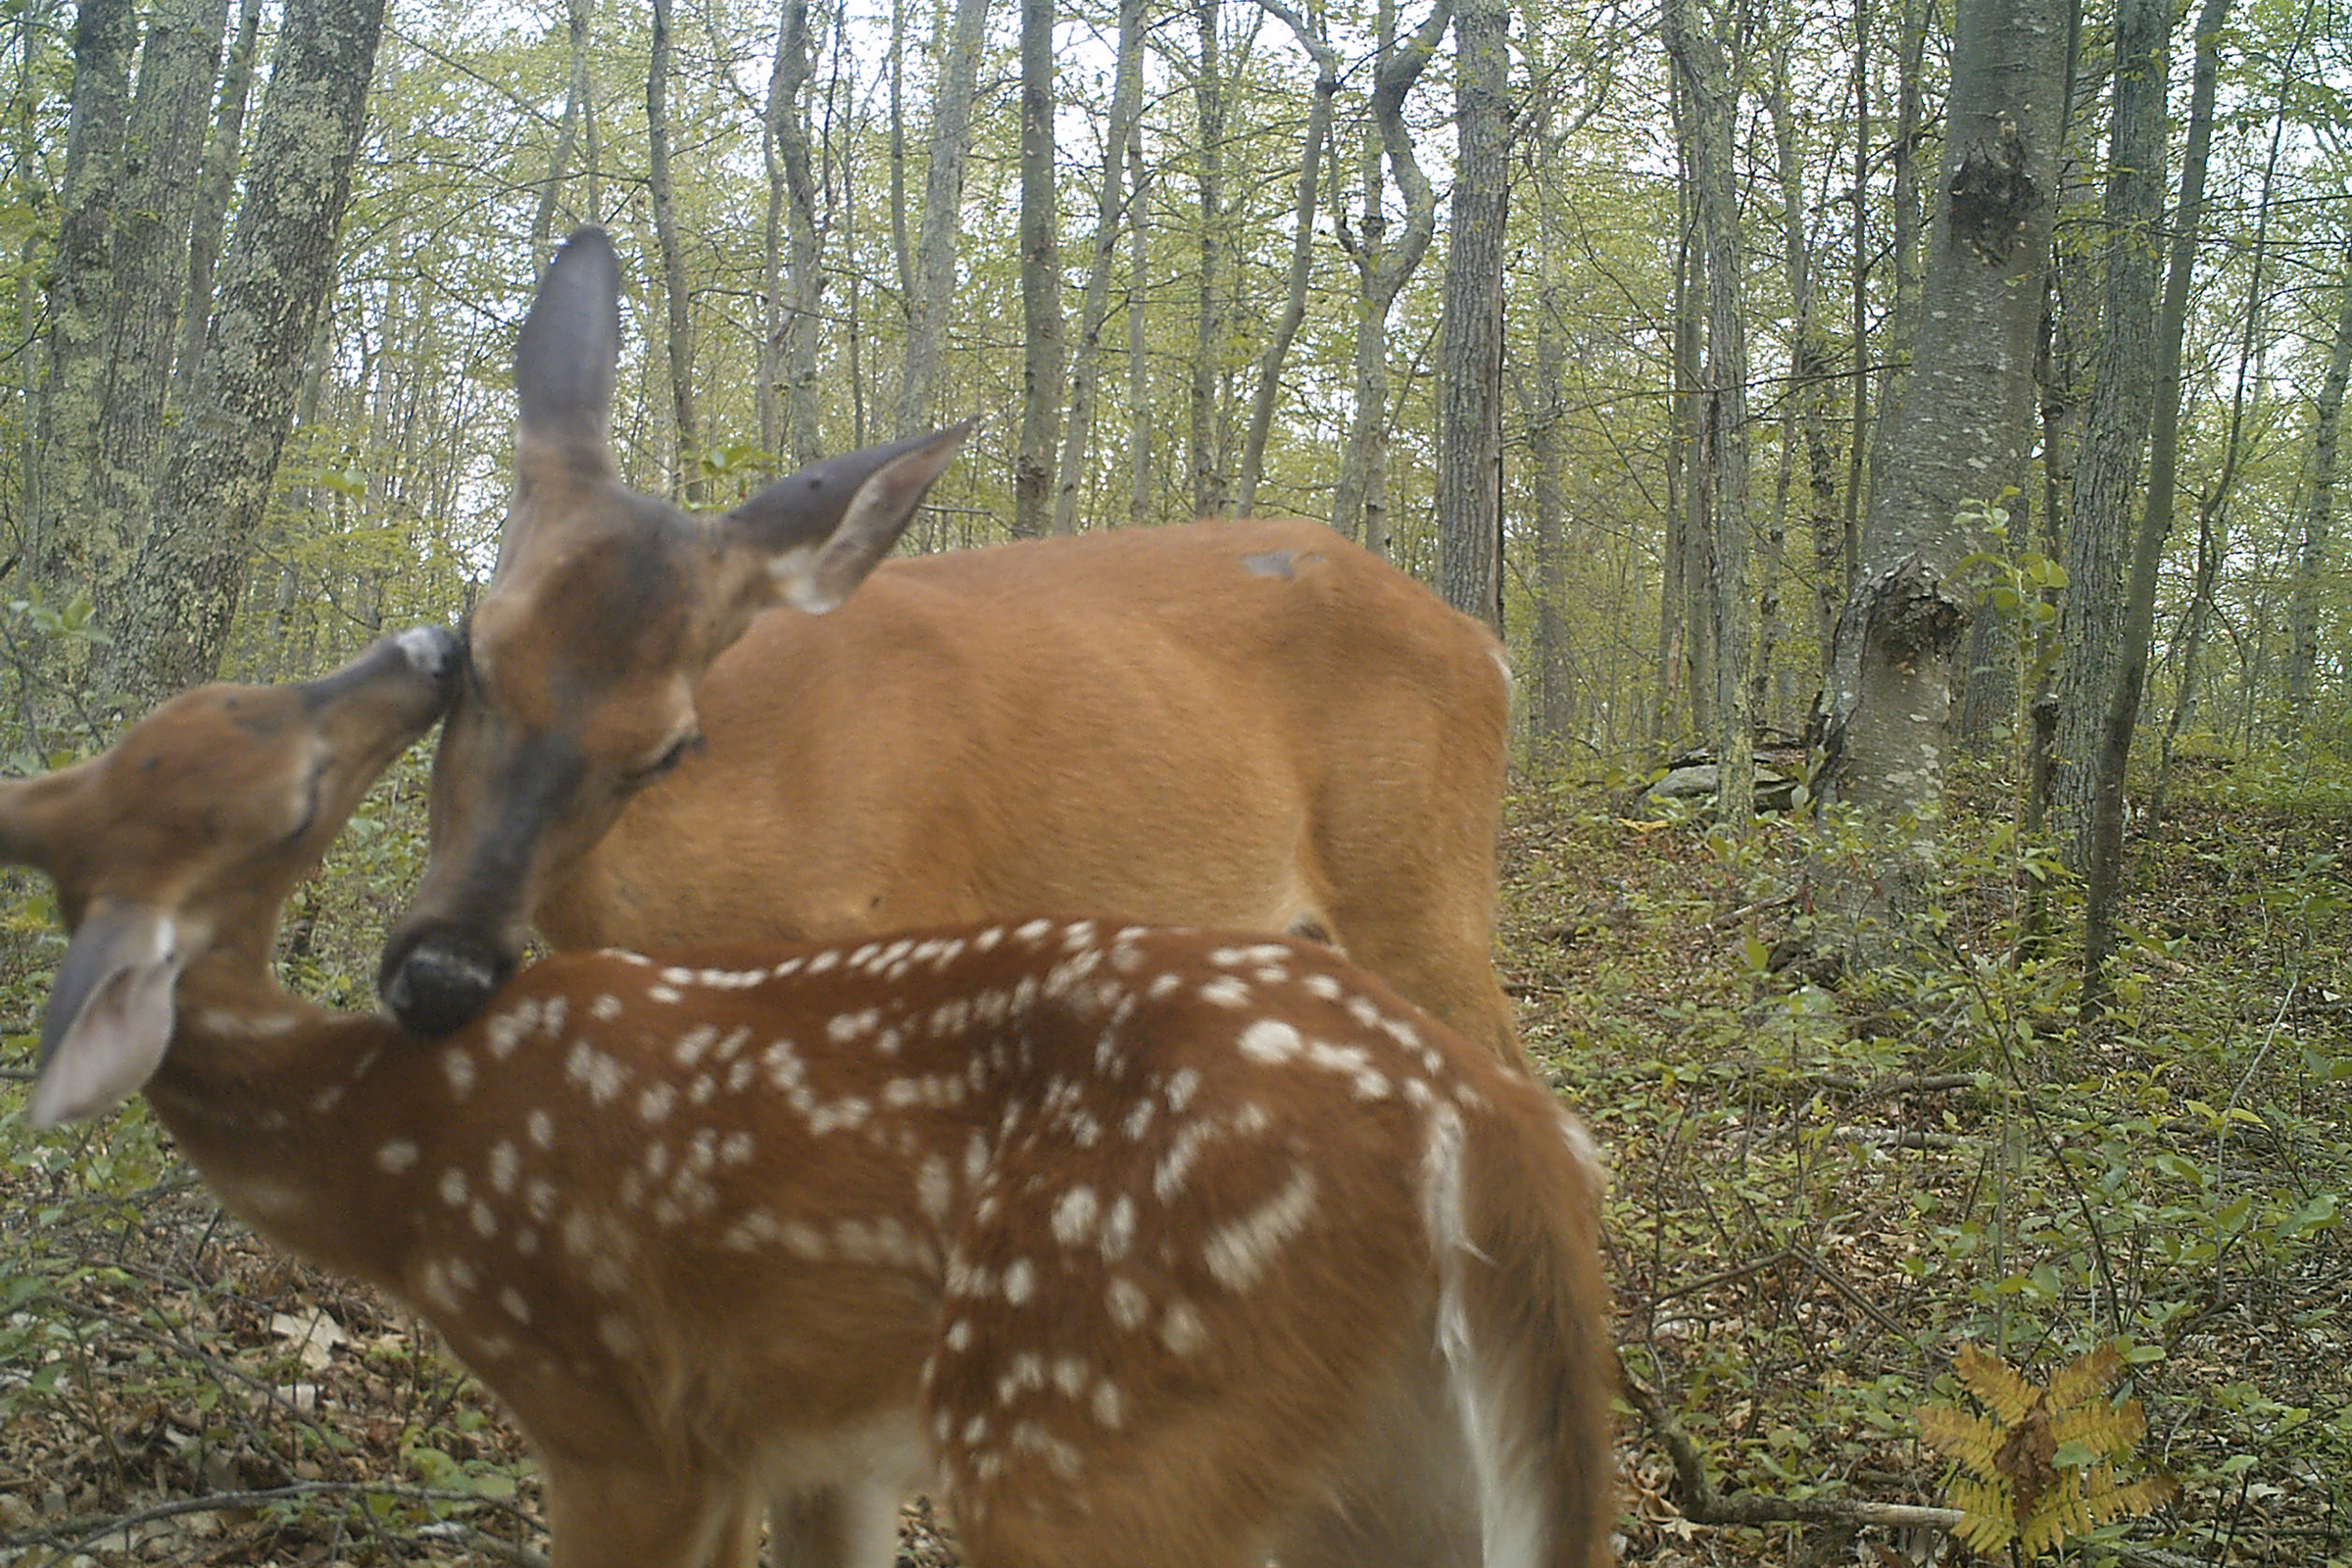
[4,628,461,1126]
[377,228,966,1036]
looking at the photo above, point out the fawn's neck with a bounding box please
[143,964,424,1285]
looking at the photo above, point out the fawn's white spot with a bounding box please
[375,1139,419,1175]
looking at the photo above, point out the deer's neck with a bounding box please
[143,965,419,1286]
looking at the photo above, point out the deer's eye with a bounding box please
[631,731,703,783]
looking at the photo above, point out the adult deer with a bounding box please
[376,227,1523,1068]
[9,633,1617,1568]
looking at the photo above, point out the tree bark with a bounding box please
[30,0,137,597]
[1054,0,1147,535]
[647,0,703,504]
[1233,0,1337,519]
[2081,0,2228,1011]
[898,0,991,436]
[1189,0,1230,518]
[1666,0,1753,827]
[760,0,825,467]
[2052,0,2171,860]
[1813,0,2067,920]
[76,0,231,608]
[174,0,261,402]
[2286,260,2352,722]
[1435,0,1507,631]
[528,0,591,261]
[1329,0,1446,557]
[1126,119,1153,525]
[1011,0,1061,537]
[96,0,388,710]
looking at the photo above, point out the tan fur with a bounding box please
[381,234,1519,1066]
[10,660,1614,1568]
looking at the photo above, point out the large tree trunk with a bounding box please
[1054,0,1147,535]
[1813,0,2067,917]
[1233,0,1336,518]
[647,0,703,504]
[96,0,388,711]
[898,0,990,436]
[1435,0,1507,630]
[1010,0,1061,537]
[2052,0,2171,859]
[2080,0,2228,1010]
[1666,0,1753,827]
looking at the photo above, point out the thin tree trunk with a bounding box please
[1054,0,1146,535]
[2286,261,2352,721]
[1126,123,1153,525]
[1011,0,1061,537]
[97,0,389,710]
[29,0,137,596]
[79,0,231,606]
[1864,0,1928,485]
[528,0,590,260]
[1435,0,1507,630]
[761,0,825,467]
[647,0,703,503]
[1234,0,1336,518]
[1190,0,1229,518]
[175,0,261,400]
[1666,0,1752,826]
[899,0,990,436]
[2052,0,2170,861]
[1329,0,1446,556]
[2082,0,2228,1010]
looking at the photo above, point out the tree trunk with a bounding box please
[1531,290,1574,748]
[1054,0,1146,535]
[528,0,591,261]
[647,0,703,504]
[2052,0,2170,860]
[1011,0,1061,537]
[2081,0,2227,1011]
[2286,260,2352,722]
[30,0,137,597]
[1329,0,1446,557]
[898,0,990,436]
[1189,0,1230,518]
[1435,0,1507,630]
[175,0,261,401]
[1234,0,1336,519]
[1126,122,1153,526]
[1766,30,1841,691]
[1666,0,1753,827]
[1813,0,2067,919]
[77,0,231,608]
[98,0,388,711]
[760,0,825,467]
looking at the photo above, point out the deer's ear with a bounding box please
[0,767,89,872]
[514,226,621,461]
[722,421,973,616]
[27,902,182,1129]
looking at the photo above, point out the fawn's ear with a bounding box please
[0,769,82,871]
[27,902,182,1129]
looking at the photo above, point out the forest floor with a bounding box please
[0,758,2346,1566]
